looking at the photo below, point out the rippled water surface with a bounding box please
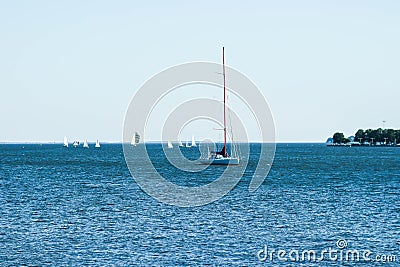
[1,143,399,266]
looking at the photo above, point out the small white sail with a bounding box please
[95,140,100,148]
[179,137,183,147]
[131,136,136,146]
[185,139,191,148]
[167,140,173,148]
[131,132,140,146]
[191,135,197,147]
[63,136,68,147]
[83,139,89,148]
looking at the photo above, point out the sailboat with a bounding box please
[95,140,100,148]
[63,136,68,147]
[83,139,89,148]
[73,141,79,147]
[185,139,191,148]
[179,137,184,147]
[201,47,239,165]
[191,135,197,147]
[167,140,173,148]
[131,132,140,146]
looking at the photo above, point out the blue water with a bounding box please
[1,143,399,266]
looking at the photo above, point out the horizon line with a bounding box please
[0,140,325,144]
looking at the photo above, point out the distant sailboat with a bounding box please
[73,141,79,148]
[83,139,89,148]
[131,132,140,146]
[185,139,191,148]
[63,136,68,147]
[201,47,239,165]
[95,140,100,148]
[191,135,197,147]
[167,140,173,148]
[179,137,184,147]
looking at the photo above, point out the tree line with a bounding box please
[332,128,400,145]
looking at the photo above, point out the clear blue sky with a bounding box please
[1,1,399,142]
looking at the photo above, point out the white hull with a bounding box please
[201,157,239,165]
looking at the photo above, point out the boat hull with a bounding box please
[201,157,240,165]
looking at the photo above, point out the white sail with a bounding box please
[179,137,183,147]
[167,140,173,148]
[185,139,191,148]
[83,139,89,148]
[73,141,79,147]
[63,136,68,147]
[191,135,197,147]
[95,140,100,148]
[131,132,140,146]
[131,136,136,146]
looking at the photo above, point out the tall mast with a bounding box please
[223,47,227,157]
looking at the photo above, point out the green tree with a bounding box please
[385,129,395,144]
[355,129,364,142]
[395,130,400,144]
[365,129,378,144]
[334,128,400,145]
[333,132,345,144]
[376,128,384,143]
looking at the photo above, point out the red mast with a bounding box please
[222,47,227,157]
